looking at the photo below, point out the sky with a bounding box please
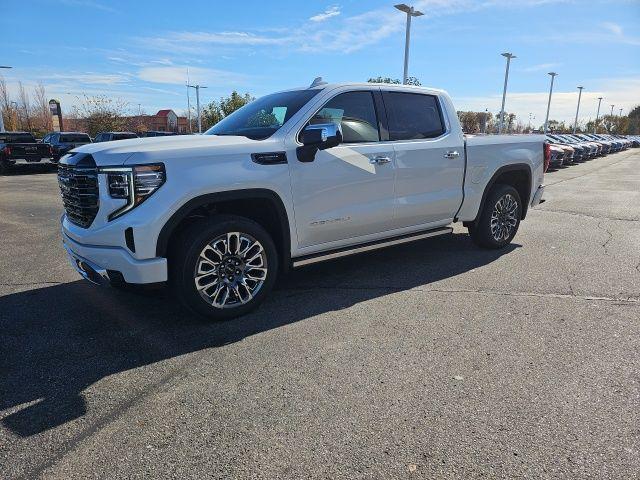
[1,0,639,127]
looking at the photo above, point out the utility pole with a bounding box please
[594,97,603,133]
[543,72,557,134]
[499,52,516,134]
[394,4,424,85]
[572,86,583,134]
[0,65,12,132]
[186,83,192,133]
[187,84,207,133]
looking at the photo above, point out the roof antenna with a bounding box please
[310,77,327,88]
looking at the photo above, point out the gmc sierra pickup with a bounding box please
[0,132,53,173]
[58,81,546,320]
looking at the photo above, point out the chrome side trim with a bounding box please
[292,227,453,268]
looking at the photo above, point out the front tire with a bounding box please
[169,215,278,320]
[469,184,522,249]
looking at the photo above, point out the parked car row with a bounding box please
[544,133,636,169]
[0,130,182,173]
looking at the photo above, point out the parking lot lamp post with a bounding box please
[0,65,12,132]
[498,52,516,134]
[572,86,583,134]
[619,108,623,117]
[187,84,207,133]
[594,97,603,133]
[543,72,557,134]
[394,4,424,85]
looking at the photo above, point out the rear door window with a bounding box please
[60,134,91,143]
[308,91,380,143]
[383,92,445,141]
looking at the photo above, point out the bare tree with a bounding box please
[17,82,33,131]
[33,82,52,133]
[0,76,14,131]
[71,94,129,137]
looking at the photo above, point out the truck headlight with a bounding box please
[102,164,165,220]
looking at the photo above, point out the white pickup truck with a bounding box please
[58,81,547,319]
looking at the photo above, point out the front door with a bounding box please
[288,89,396,250]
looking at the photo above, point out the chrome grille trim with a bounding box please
[57,164,99,228]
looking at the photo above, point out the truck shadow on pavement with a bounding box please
[1,232,519,437]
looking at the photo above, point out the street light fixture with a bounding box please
[619,108,623,117]
[394,4,424,85]
[187,83,208,133]
[572,86,583,134]
[498,52,516,134]
[543,72,557,134]
[0,65,13,132]
[594,97,603,134]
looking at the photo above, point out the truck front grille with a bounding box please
[57,164,99,228]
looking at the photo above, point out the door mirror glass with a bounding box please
[297,123,343,162]
[300,123,342,150]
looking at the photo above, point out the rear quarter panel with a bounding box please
[457,134,545,222]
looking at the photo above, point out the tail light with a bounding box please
[49,145,54,156]
[543,143,551,172]
[4,146,11,156]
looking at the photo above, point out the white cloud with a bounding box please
[523,63,561,73]
[602,21,623,36]
[57,0,116,12]
[309,5,341,22]
[49,73,129,85]
[137,66,245,86]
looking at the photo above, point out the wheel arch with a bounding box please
[472,163,532,224]
[156,188,292,272]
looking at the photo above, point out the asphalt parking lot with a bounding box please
[1,151,639,479]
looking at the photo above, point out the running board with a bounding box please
[292,227,453,268]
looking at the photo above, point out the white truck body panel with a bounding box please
[58,82,545,284]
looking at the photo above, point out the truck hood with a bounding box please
[70,134,278,166]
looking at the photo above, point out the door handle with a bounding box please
[444,150,460,159]
[370,155,392,165]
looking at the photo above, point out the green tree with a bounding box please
[367,76,421,86]
[202,91,254,129]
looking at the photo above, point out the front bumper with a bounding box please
[63,232,168,285]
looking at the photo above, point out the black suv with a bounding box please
[94,131,139,142]
[43,132,92,160]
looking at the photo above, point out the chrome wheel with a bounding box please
[490,193,518,242]
[194,232,268,309]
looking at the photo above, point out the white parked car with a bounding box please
[58,80,546,319]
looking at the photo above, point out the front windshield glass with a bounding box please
[205,89,320,140]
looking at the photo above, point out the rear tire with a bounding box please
[169,214,278,320]
[469,184,522,249]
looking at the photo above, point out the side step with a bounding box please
[292,226,453,268]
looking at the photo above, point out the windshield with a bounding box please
[206,89,320,140]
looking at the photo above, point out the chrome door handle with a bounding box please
[444,151,460,159]
[370,155,391,165]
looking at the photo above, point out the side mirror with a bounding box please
[297,123,342,162]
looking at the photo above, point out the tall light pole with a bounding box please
[610,104,615,117]
[395,4,424,85]
[572,86,583,134]
[543,71,557,134]
[619,108,623,117]
[594,97,603,133]
[498,52,516,134]
[187,84,207,133]
[186,83,192,133]
[0,65,12,133]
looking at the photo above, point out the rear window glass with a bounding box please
[1,133,36,143]
[113,133,137,140]
[60,134,91,143]
[383,92,445,141]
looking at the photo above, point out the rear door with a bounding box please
[382,91,465,228]
[289,88,397,249]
